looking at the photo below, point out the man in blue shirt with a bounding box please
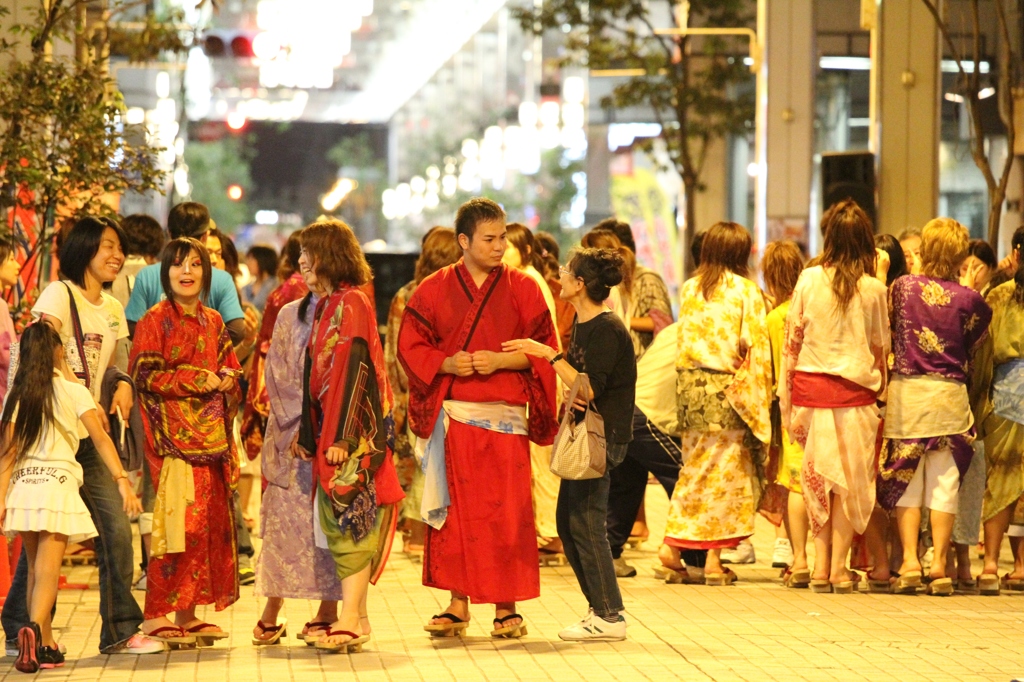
[125,202,245,342]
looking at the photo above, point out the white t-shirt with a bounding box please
[33,281,129,404]
[634,321,680,436]
[4,374,95,487]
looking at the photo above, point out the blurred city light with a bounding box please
[125,107,146,125]
[255,210,280,225]
[226,111,247,130]
[227,184,244,201]
[321,177,357,211]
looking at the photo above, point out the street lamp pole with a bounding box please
[654,0,768,254]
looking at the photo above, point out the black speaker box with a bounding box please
[821,151,876,230]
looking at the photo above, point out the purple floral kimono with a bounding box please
[254,296,344,600]
[877,275,992,509]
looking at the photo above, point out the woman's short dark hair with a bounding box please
[690,231,706,269]
[533,231,560,262]
[874,233,908,287]
[160,238,212,304]
[278,230,303,279]
[567,247,624,303]
[454,197,505,241]
[121,214,166,259]
[593,218,635,253]
[506,222,542,270]
[967,239,998,269]
[246,244,279,280]
[212,228,241,279]
[59,216,127,288]
[167,202,211,240]
[299,219,372,288]
[0,234,19,264]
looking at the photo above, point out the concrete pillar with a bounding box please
[765,0,815,245]
[873,0,941,236]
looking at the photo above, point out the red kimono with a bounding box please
[397,261,558,603]
[240,272,309,460]
[130,300,242,618]
[297,286,404,583]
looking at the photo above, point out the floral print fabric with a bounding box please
[779,267,889,536]
[675,271,773,445]
[888,275,990,383]
[665,369,763,547]
[665,272,772,546]
[878,275,990,508]
[970,281,1024,521]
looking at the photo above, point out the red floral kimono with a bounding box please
[397,261,558,603]
[130,300,242,618]
[241,272,309,460]
[297,286,403,583]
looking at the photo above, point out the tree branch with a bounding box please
[918,0,967,80]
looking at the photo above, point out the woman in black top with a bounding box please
[505,247,636,642]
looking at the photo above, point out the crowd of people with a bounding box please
[0,194,1022,672]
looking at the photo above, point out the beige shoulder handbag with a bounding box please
[549,373,607,480]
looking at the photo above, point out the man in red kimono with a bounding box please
[398,198,558,637]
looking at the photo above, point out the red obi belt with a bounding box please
[790,371,876,408]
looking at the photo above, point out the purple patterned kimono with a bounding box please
[254,296,343,600]
[877,275,992,509]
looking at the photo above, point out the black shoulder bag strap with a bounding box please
[63,282,91,390]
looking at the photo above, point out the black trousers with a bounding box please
[606,408,707,568]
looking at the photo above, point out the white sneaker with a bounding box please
[720,540,756,565]
[558,611,626,642]
[771,538,794,568]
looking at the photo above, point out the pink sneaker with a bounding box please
[103,633,168,655]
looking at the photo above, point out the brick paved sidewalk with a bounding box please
[2,485,1022,682]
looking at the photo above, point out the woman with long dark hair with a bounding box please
[0,323,140,671]
[663,222,773,586]
[779,200,890,593]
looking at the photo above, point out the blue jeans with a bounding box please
[606,408,707,568]
[1,438,143,651]
[555,443,626,618]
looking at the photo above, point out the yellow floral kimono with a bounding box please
[664,271,773,548]
[970,280,1024,523]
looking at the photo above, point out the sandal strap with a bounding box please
[493,613,523,626]
[256,621,284,634]
[304,621,332,630]
[148,626,186,637]
[185,622,221,633]
[431,612,466,624]
[325,630,360,639]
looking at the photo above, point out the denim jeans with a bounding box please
[555,442,626,618]
[606,408,707,568]
[1,438,144,651]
